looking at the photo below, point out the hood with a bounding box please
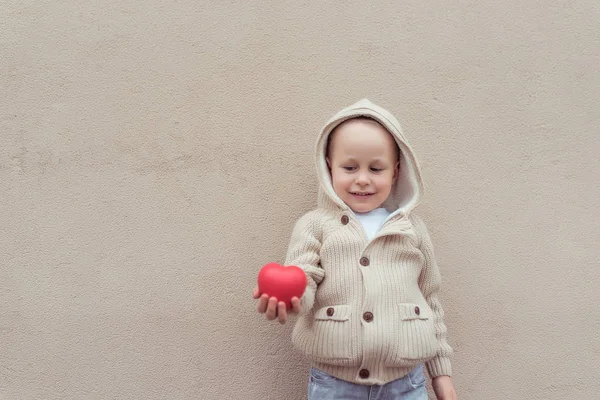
[315,99,424,216]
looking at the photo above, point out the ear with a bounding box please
[392,162,400,180]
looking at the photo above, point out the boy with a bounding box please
[254,99,457,399]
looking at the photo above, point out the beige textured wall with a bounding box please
[2,1,599,399]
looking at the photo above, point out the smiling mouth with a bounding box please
[350,192,375,196]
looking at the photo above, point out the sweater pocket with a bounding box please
[292,305,359,366]
[384,303,439,367]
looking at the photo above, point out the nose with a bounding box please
[355,172,370,186]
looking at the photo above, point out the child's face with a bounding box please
[326,119,399,213]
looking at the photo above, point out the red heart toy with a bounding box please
[258,263,306,308]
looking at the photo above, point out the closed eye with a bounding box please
[343,166,356,171]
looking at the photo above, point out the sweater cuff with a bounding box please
[425,356,452,378]
[299,288,316,315]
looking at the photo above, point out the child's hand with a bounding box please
[432,375,457,400]
[253,286,301,324]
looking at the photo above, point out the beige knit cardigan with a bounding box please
[286,208,453,385]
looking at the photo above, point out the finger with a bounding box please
[256,294,269,313]
[290,297,301,313]
[252,286,260,299]
[265,297,278,320]
[277,302,288,324]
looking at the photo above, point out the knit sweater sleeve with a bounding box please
[411,214,454,378]
[284,211,325,314]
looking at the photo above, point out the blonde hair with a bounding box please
[326,117,401,162]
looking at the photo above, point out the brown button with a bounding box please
[341,215,349,225]
[326,307,334,317]
[360,257,370,266]
[359,369,370,379]
[414,306,420,316]
[363,312,373,322]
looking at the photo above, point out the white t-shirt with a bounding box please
[355,208,391,241]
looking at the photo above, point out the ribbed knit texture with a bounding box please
[285,99,453,385]
[286,210,452,385]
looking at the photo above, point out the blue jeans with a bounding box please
[308,365,428,400]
